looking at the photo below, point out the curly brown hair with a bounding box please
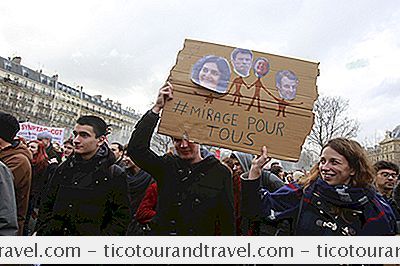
[298,138,374,189]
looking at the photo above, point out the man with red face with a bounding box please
[128,82,234,236]
[253,57,270,78]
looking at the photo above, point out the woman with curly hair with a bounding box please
[241,138,397,235]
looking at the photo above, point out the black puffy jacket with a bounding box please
[36,144,130,236]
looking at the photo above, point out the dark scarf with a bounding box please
[127,169,153,189]
[308,177,374,209]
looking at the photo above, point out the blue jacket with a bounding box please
[242,177,396,235]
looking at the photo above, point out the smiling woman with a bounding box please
[191,55,231,93]
[241,138,397,236]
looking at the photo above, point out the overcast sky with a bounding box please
[1,0,399,145]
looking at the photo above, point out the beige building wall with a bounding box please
[367,131,400,166]
[0,56,140,145]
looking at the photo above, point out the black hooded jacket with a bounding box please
[36,144,130,236]
[128,110,235,235]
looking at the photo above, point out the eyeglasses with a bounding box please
[378,171,398,179]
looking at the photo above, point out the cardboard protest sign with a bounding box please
[158,39,319,161]
[17,122,65,144]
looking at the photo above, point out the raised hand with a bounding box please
[152,81,173,114]
[248,146,271,180]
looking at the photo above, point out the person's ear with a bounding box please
[349,168,356,177]
[97,135,106,146]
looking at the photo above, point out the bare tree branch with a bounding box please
[306,96,359,154]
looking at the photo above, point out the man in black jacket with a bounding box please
[36,115,130,235]
[128,83,234,235]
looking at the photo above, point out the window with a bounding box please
[22,68,29,77]
[4,61,12,71]
[40,75,47,84]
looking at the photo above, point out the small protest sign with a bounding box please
[17,122,65,144]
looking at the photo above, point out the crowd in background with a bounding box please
[0,82,399,237]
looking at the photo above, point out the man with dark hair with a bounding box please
[110,142,124,166]
[374,160,400,228]
[275,70,299,100]
[128,83,235,235]
[62,138,74,161]
[0,112,32,235]
[265,70,303,117]
[374,161,399,199]
[36,115,130,235]
[270,161,280,168]
[121,146,154,221]
[270,164,285,182]
[231,48,253,77]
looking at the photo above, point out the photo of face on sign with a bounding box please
[275,70,299,100]
[191,55,231,93]
[231,48,253,77]
[253,57,270,78]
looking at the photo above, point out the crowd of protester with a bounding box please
[0,83,399,237]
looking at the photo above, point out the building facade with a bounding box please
[0,55,140,145]
[367,126,400,166]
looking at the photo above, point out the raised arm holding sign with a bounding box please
[127,83,235,236]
